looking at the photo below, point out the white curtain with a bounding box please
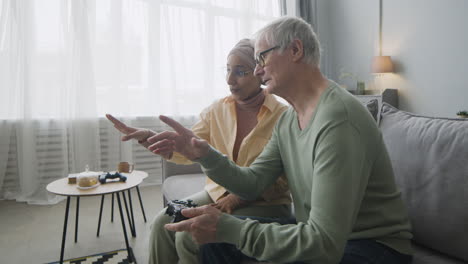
[0,0,280,204]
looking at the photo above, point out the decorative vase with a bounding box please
[356,81,365,95]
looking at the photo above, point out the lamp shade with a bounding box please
[372,56,394,73]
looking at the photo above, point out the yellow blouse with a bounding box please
[169,93,291,205]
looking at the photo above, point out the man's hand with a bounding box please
[147,115,210,160]
[212,193,249,214]
[165,205,222,244]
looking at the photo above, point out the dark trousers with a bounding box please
[199,216,412,264]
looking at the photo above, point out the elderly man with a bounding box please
[149,17,413,264]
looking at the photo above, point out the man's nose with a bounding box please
[254,64,264,76]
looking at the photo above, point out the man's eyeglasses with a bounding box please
[226,67,252,78]
[255,46,279,67]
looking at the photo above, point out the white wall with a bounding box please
[321,0,468,117]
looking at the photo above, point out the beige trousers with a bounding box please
[148,191,291,264]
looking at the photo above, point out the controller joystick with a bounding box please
[165,199,198,223]
[99,172,127,184]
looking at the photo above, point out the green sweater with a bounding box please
[198,81,412,264]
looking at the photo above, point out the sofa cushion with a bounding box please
[379,103,468,262]
[412,243,467,264]
[364,98,379,121]
[162,173,206,201]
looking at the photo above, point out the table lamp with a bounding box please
[372,55,394,73]
[372,0,394,93]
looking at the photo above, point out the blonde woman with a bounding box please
[106,39,291,263]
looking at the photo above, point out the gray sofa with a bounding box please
[379,103,468,264]
[161,103,468,263]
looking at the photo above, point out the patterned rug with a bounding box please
[46,249,130,264]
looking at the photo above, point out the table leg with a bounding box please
[97,195,105,237]
[111,193,114,222]
[127,189,137,235]
[135,186,147,222]
[122,191,136,237]
[116,192,136,263]
[75,196,80,243]
[60,196,71,264]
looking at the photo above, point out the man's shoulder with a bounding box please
[317,82,380,141]
[264,93,288,113]
[318,81,369,123]
[275,107,295,126]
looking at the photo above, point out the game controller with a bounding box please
[98,172,127,184]
[165,199,198,223]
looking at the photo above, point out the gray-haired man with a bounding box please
[151,16,413,264]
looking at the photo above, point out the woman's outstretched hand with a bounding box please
[105,114,152,142]
[147,115,210,161]
[106,114,171,159]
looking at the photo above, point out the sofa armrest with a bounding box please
[161,159,204,206]
[162,159,203,182]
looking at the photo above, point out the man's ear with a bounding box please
[290,39,304,62]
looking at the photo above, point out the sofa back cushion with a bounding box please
[379,103,468,261]
[364,99,379,121]
[162,159,202,180]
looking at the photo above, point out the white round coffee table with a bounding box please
[47,170,147,264]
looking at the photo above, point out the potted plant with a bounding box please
[456,110,468,118]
